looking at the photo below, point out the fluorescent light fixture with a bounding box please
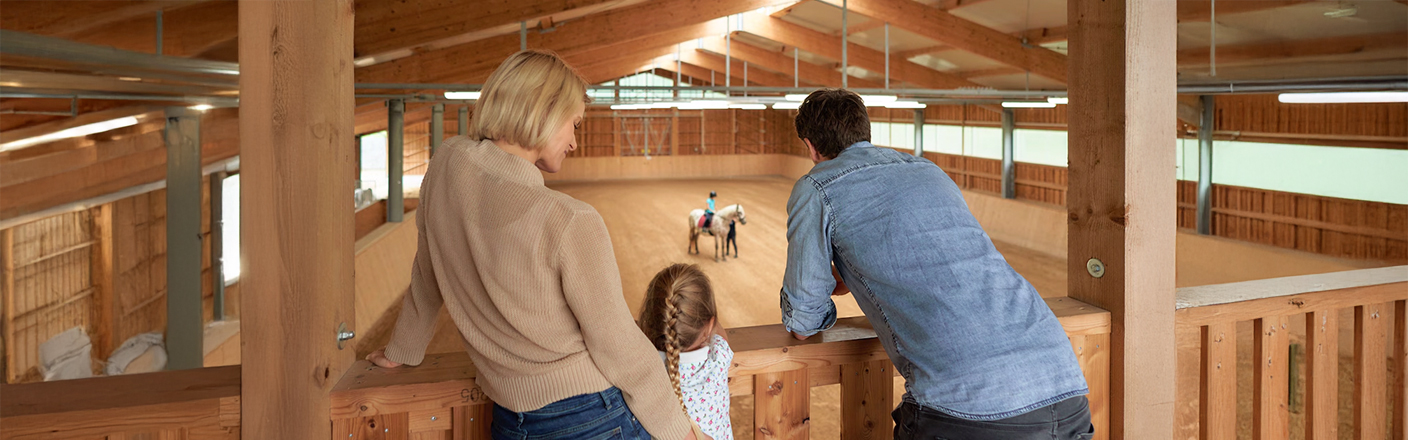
[773,102,802,110]
[885,101,926,109]
[648,102,678,109]
[729,104,767,110]
[610,104,642,110]
[677,100,730,110]
[444,91,481,100]
[118,77,142,82]
[785,94,810,101]
[1047,97,1069,104]
[0,116,140,152]
[190,104,214,111]
[1277,91,1408,104]
[860,95,897,106]
[1001,101,1057,108]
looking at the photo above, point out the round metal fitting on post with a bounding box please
[1086,258,1106,278]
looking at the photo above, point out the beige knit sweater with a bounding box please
[384,137,692,439]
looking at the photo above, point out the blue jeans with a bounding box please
[893,396,1094,440]
[491,387,649,440]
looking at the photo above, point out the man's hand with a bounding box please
[366,348,403,369]
[830,265,850,296]
[791,331,810,341]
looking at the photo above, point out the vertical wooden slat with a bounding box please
[1305,309,1340,440]
[1200,322,1237,440]
[2,228,13,383]
[1173,328,1200,440]
[755,368,809,440]
[1075,333,1110,440]
[840,360,893,440]
[1355,303,1389,440]
[1253,316,1289,440]
[1395,300,1406,440]
[451,405,492,440]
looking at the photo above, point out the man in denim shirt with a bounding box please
[781,89,1093,440]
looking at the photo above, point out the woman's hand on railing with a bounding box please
[366,348,403,369]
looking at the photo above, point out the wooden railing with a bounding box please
[0,365,241,439]
[326,296,1111,440]
[1173,266,1408,440]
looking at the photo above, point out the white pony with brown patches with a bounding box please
[688,204,746,262]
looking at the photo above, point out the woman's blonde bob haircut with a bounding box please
[469,50,591,151]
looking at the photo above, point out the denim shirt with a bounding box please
[780,142,1089,421]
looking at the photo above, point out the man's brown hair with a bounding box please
[794,88,870,159]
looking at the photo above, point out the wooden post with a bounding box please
[1200,322,1236,440]
[1395,300,1406,440]
[239,0,355,438]
[755,368,809,440]
[1066,1,1177,439]
[1305,310,1339,440]
[1355,303,1388,440]
[841,361,893,440]
[90,206,115,362]
[1253,316,1289,440]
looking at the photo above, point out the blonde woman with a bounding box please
[367,50,704,440]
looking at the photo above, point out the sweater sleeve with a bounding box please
[558,211,693,440]
[384,198,443,366]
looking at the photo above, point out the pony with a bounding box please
[688,204,747,262]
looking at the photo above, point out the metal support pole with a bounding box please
[164,106,202,370]
[841,0,848,89]
[458,106,469,136]
[913,108,924,157]
[155,10,164,55]
[430,103,444,157]
[1001,109,1015,199]
[676,46,682,99]
[210,170,226,321]
[726,18,732,90]
[743,62,748,94]
[793,47,799,88]
[520,21,528,51]
[388,99,404,223]
[884,23,890,89]
[1197,95,1215,235]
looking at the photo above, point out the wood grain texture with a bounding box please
[1396,300,1407,440]
[0,398,236,440]
[736,14,979,89]
[1072,333,1110,440]
[1305,309,1340,440]
[1354,303,1389,440]
[0,365,239,417]
[238,0,356,439]
[1253,316,1290,440]
[1200,322,1237,440]
[1065,1,1178,439]
[840,360,893,440]
[755,368,810,440]
[846,0,1067,82]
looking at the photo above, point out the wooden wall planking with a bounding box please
[3,210,95,383]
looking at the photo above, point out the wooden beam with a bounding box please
[772,0,812,18]
[834,18,887,36]
[357,0,780,85]
[352,0,616,59]
[0,365,239,417]
[755,369,810,440]
[739,14,982,89]
[957,66,1023,79]
[1017,25,1069,45]
[699,37,883,89]
[1066,3,1177,440]
[0,1,215,40]
[576,46,687,85]
[45,1,239,57]
[932,0,999,9]
[679,50,795,87]
[0,106,162,147]
[1178,32,1408,67]
[1177,0,1317,22]
[239,1,355,439]
[1305,309,1338,440]
[840,360,893,439]
[845,0,1067,82]
[893,44,949,59]
[1355,303,1390,440]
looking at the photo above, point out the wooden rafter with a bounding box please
[680,49,796,87]
[931,0,998,10]
[0,1,237,58]
[355,0,777,85]
[698,37,883,89]
[834,18,888,36]
[0,1,216,39]
[1176,0,1319,22]
[352,0,617,59]
[957,67,1023,79]
[739,14,981,89]
[1178,31,1408,67]
[771,0,812,18]
[844,0,1067,82]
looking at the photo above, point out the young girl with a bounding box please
[639,264,733,440]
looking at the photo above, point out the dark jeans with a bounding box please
[893,396,1094,440]
[492,387,649,440]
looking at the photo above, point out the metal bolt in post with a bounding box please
[337,322,355,349]
[1086,258,1106,278]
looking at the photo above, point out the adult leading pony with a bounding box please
[688,204,746,262]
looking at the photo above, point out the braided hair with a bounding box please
[637,264,718,413]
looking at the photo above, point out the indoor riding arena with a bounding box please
[1,1,1404,440]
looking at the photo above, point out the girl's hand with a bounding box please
[366,348,403,369]
[830,265,850,296]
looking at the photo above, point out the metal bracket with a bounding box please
[337,322,355,350]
